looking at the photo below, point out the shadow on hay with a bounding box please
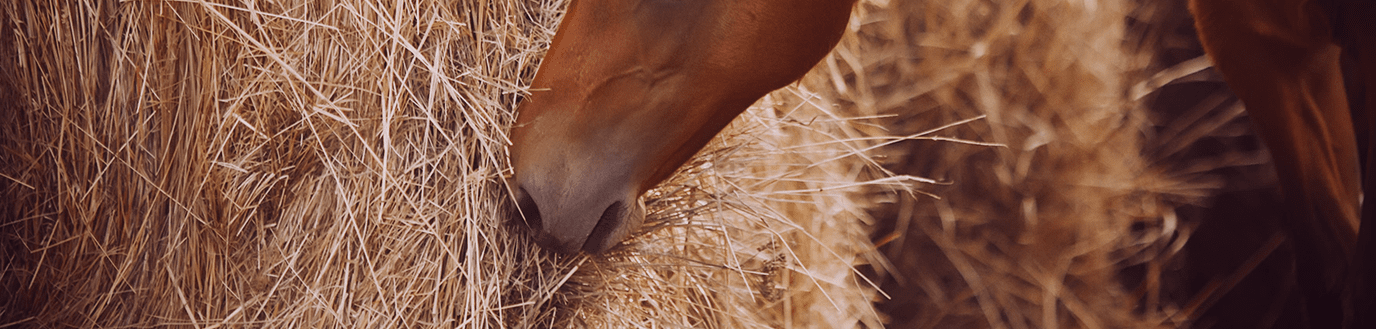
[1132,1,1333,327]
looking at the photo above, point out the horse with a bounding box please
[507,0,855,254]
[509,0,1374,326]
[1190,0,1376,326]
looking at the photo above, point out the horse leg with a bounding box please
[1189,0,1360,326]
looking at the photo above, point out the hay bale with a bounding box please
[0,0,886,327]
[822,0,1199,327]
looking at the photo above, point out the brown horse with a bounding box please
[1191,0,1375,327]
[510,0,1374,326]
[508,0,855,254]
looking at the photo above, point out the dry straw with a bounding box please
[0,0,891,327]
[0,0,1217,328]
[827,0,1203,328]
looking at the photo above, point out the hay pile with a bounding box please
[0,0,888,327]
[820,0,1204,327]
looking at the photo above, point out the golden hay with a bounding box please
[0,0,1244,328]
[825,0,1203,327]
[0,0,888,327]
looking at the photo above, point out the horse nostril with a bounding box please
[513,181,642,254]
[515,186,543,230]
[583,201,626,253]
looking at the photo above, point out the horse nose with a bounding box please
[512,180,646,254]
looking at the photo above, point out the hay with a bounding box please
[0,0,1248,328]
[0,0,887,327]
[824,0,1201,327]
